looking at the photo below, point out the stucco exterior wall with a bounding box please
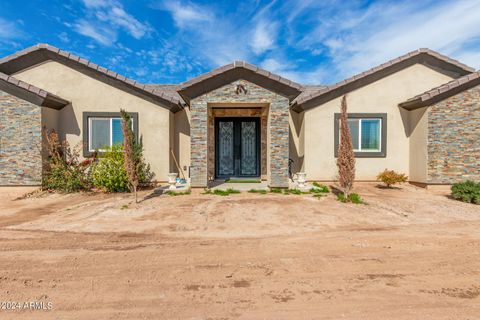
[13,61,172,181]
[304,64,454,181]
[0,89,42,185]
[289,110,304,174]
[427,83,480,183]
[408,107,428,183]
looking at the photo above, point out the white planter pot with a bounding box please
[297,172,306,188]
[167,173,178,190]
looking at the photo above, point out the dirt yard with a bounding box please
[0,183,479,319]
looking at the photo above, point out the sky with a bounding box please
[0,0,479,85]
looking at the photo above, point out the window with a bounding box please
[83,112,138,157]
[88,117,127,151]
[334,113,387,158]
[347,118,381,152]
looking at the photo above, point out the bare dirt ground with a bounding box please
[0,183,479,319]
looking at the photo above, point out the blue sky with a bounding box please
[0,0,479,85]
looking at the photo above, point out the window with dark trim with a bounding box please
[82,112,138,157]
[334,113,387,158]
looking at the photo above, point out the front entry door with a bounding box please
[215,117,260,178]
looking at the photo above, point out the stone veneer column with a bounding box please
[190,99,208,187]
[427,84,480,184]
[269,99,290,188]
[0,89,42,185]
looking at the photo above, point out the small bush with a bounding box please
[311,182,329,193]
[451,181,480,204]
[204,188,241,196]
[92,144,154,193]
[337,192,365,204]
[166,190,191,196]
[376,169,408,188]
[270,188,283,193]
[42,129,94,192]
[92,145,129,192]
[248,189,267,194]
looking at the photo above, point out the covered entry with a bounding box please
[215,117,260,178]
[177,61,303,188]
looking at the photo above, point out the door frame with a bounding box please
[214,117,261,179]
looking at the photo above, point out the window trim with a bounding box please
[334,113,387,158]
[83,112,139,157]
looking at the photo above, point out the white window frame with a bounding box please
[346,118,382,153]
[88,117,132,152]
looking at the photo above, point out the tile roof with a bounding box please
[177,60,304,101]
[0,44,183,110]
[293,48,475,109]
[399,70,480,109]
[0,72,69,109]
[179,60,303,91]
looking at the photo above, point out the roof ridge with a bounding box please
[0,71,69,107]
[178,61,304,91]
[400,70,480,108]
[0,43,182,109]
[294,48,475,106]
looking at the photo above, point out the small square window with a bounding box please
[335,113,386,158]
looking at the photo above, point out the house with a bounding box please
[0,44,478,188]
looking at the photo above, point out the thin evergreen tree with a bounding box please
[337,95,356,200]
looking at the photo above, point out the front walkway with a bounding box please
[208,180,269,191]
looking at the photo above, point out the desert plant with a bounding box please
[248,189,268,194]
[92,144,129,192]
[451,181,480,204]
[121,110,139,202]
[377,169,408,188]
[337,192,364,204]
[337,95,356,199]
[204,188,241,196]
[42,129,94,192]
[312,182,330,193]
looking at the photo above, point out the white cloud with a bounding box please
[72,0,152,45]
[73,20,116,46]
[251,20,277,55]
[291,0,480,81]
[260,57,326,84]
[0,18,23,39]
[161,1,213,28]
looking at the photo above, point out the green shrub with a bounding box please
[248,189,267,194]
[204,188,241,196]
[92,144,129,192]
[42,129,94,192]
[337,192,365,204]
[92,144,154,193]
[451,181,480,204]
[376,169,408,188]
[311,182,329,193]
[270,188,283,193]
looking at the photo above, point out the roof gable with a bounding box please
[0,72,69,109]
[0,44,182,112]
[293,48,475,111]
[177,61,303,102]
[400,71,480,109]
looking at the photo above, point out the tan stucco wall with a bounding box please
[408,107,428,183]
[173,108,190,179]
[14,61,172,181]
[289,110,304,173]
[304,63,453,181]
